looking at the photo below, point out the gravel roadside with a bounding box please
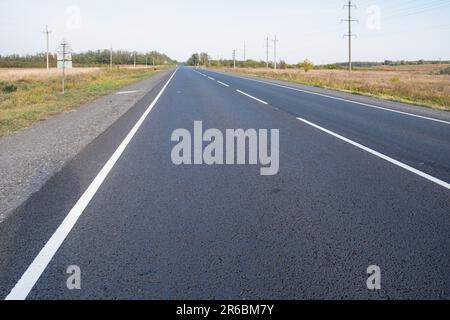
[0,69,173,223]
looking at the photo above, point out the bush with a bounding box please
[439,66,450,75]
[278,60,287,69]
[303,59,314,72]
[1,83,18,93]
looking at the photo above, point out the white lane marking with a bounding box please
[5,69,179,301]
[296,116,450,190]
[210,71,450,126]
[207,76,215,81]
[217,81,230,87]
[236,90,268,105]
[116,90,139,95]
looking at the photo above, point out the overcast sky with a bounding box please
[1,0,449,64]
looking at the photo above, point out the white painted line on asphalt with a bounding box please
[116,90,139,95]
[213,71,450,126]
[296,116,450,190]
[236,90,269,105]
[5,69,179,301]
[217,81,230,87]
[208,76,215,81]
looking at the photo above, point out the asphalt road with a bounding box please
[1,67,449,300]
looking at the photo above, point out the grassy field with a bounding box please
[216,64,450,111]
[0,66,167,138]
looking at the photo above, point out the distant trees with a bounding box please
[73,50,175,66]
[0,53,57,68]
[0,50,176,68]
[199,53,210,66]
[187,53,200,66]
[187,52,210,66]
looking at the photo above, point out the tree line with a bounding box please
[0,50,176,68]
[186,52,315,71]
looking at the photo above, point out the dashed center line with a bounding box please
[193,69,267,105]
[217,81,230,87]
[208,70,450,126]
[236,90,268,105]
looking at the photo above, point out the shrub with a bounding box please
[278,60,288,69]
[303,59,314,72]
[439,66,450,75]
[1,83,18,93]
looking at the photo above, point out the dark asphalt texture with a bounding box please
[0,67,449,299]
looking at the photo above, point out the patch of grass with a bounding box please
[1,83,18,93]
[440,66,450,75]
[0,67,164,138]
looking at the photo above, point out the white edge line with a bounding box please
[217,81,230,87]
[209,71,450,126]
[236,90,268,105]
[296,116,450,190]
[207,76,215,81]
[5,69,179,301]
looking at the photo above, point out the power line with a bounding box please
[383,0,450,21]
[342,1,358,72]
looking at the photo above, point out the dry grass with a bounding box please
[0,66,168,137]
[0,67,100,81]
[0,65,165,81]
[217,64,450,111]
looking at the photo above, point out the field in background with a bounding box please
[0,66,168,138]
[215,64,450,111]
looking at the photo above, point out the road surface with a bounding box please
[1,67,449,300]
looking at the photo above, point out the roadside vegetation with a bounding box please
[215,63,450,111]
[187,52,449,110]
[0,66,167,138]
[216,65,450,110]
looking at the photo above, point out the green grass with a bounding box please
[0,68,161,138]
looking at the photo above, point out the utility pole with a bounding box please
[265,36,270,68]
[243,42,246,61]
[43,25,52,70]
[233,49,236,68]
[272,36,279,71]
[110,46,113,70]
[343,1,357,72]
[61,40,67,94]
[145,55,148,68]
[133,52,136,68]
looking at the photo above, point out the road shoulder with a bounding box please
[0,69,173,223]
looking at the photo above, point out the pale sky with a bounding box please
[0,0,449,64]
